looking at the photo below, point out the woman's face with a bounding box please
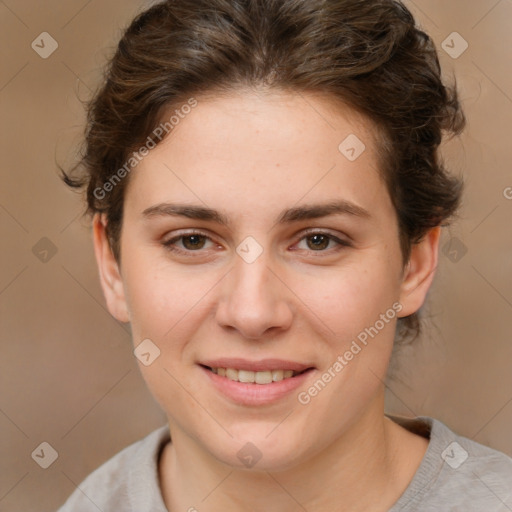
[96,89,436,470]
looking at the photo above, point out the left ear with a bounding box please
[398,226,441,317]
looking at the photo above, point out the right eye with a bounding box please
[161,231,219,255]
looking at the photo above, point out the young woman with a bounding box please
[57,0,512,510]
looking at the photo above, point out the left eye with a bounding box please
[295,232,347,251]
[162,231,349,255]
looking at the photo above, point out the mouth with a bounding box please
[198,359,316,405]
[200,365,310,384]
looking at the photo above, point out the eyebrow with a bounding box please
[142,200,370,226]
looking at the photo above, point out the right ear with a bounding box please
[92,213,130,323]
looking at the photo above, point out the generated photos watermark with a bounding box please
[93,97,198,200]
[297,301,403,405]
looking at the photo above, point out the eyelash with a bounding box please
[161,229,351,257]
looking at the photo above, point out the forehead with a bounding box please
[158,89,378,165]
[124,89,392,224]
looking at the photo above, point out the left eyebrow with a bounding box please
[141,199,371,227]
[276,200,371,223]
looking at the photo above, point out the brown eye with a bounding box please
[181,234,207,250]
[295,231,351,253]
[305,234,330,251]
[162,231,215,255]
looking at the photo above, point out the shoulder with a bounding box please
[56,425,170,512]
[388,415,512,511]
[429,417,512,495]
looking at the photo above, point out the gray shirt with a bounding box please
[56,415,512,511]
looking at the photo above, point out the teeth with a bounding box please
[255,371,273,384]
[226,368,238,381]
[238,369,255,383]
[272,369,284,381]
[210,367,302,383]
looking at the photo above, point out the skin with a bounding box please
[93,89,440,511]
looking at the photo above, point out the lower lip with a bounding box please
[200,365,315,406]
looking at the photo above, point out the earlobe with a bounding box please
[92,213,130,323]
[398,227,441,318]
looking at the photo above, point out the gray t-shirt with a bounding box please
[56,415,512,511]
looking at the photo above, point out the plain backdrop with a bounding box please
[1,0,511,510]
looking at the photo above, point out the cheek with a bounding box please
[290,258,401,340]
[121,245,229,373]
[292,266,400,426]
[120,251,216,418]
[291,257,401,409]
[123,262,206,342]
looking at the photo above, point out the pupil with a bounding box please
[184,235,204,249]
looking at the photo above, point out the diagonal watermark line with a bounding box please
[60,265,131,335]
[368,367,419,417]
[470,205,500,233]
[163,163,211,207]
[266,266,336,335]
[200,470,234,502]
[470,395,512,440]
[0,62,29,92]
[61,369,132,439]
[471,265,512,309]
[0,472,29,502]
[471,470,512,511]
[163,367,233,438]
[60,210,83,233]
[296,91,335,130]
[61,0,93,29]
[0,406,29,438]
[60,471,105,511]
[265,164,336,235]
[0,203,29,233]
[0,1,29,28]
[408,0,439,28]
[471,0,503,29]
[0,265,28,297]
[265,472,310,511]
[265,409,295,438]
[472,60,512,105]
[61,61,93,93]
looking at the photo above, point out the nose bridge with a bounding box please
[233,249,273,299]
[231,232,275,297]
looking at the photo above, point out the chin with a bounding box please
[204,425,311,472]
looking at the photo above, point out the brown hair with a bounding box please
[62,0,465,344]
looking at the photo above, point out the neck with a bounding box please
[159,391,428,512]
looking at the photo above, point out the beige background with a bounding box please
[1,0,511,510]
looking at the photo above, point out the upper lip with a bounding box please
[199,358,314,373]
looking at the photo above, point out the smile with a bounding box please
[198,360,316,406]
[205,367,306,384]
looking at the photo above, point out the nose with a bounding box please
[215,250,293,340]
